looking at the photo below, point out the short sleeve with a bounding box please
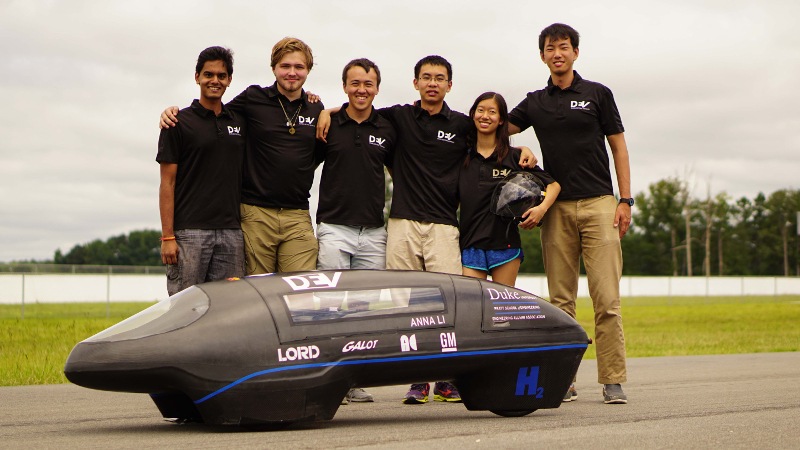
[225,87,250,115]
[529,165,556,187]
[597,85,624,136]
[508,96,532,132]
[314,138,327,166]
[376,104,406,127]
[156,126,181,164]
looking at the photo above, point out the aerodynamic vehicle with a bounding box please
[64,270,589,426]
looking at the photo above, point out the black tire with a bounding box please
[489,409,536,417]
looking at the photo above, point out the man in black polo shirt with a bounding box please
[508,23,632,404]
[316,58,395,273]
[316,58,396,404]
[157,46,246,296]
[318,55,535,404]
[161,37,325,275]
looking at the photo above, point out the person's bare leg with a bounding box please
[489,258,521,286]
[462,267,488,280]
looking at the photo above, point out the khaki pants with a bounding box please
[385,218,462,275]
[541,195,627,384]
[240,204,318,275]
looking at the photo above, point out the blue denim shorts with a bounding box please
[461,247,524,272]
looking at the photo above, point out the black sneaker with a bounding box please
[433,382,462,402]
[603,384,628,404]
[402,383,430,404]
[562,383,578,402]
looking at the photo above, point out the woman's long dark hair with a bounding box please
[465,92,512,168]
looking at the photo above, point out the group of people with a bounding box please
[156,23,632,406]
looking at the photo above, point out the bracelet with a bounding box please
[160,236,176,241]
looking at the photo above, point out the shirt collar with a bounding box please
[469,147,497,162]
[190,99,233,118]
[335,103,381,126]
[413,100,452,119]
[546,71,584,95]
[266,82,309,107]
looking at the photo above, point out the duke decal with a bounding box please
[440,332,457,352]
[342,340,378,353]
[277,345,320,362]
[487,287,521,300]
[282,272,341,291]
[515,366,544,397]
[400,334,417,352]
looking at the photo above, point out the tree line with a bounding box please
[36,179,800,276]
[519,178,799,277]
[51,230,163,266]
[621,178,798,277]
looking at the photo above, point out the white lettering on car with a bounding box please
[342,340,378,353]
[282,272,342,290]
[277,345,320,362]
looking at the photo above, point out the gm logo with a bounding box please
[570,100,591,110]
[369,135,386,148]
[439,332,457,352]
[298,116,316,126]
[437,130,455,143]
[227,126,241,136]
[400,334,417,352]
[515,366,544,397]
[282,272,341,291]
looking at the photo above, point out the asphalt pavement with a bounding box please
[1,352,798,450]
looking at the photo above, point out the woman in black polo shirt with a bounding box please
[458,92,561,286]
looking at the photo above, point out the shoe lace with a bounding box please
[410,383,428,392]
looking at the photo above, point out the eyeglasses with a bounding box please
[418,75,449,84]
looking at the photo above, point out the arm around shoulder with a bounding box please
[315,106,342,142]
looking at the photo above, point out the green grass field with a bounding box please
[1,300,799,386]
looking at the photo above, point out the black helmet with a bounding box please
[490,171,545,222]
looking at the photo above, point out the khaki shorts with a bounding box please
[385,218,462,275]
[240,204,318,275]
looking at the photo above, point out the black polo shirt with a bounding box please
[226,83,325,210]
[508,71,624,201]
[156,100,245,230]
[316,104,396,228]
[458,147,555,251]
[378,101,470,227]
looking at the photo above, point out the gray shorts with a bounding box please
[315,222,386,310]
[316,222,387,271]
[166,229,245,296]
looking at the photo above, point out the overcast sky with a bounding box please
[1,0,798,262]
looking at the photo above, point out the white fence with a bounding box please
[1,273,799,305]
[515,275,800,300]
[0,274,165,304]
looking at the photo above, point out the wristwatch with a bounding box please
[618,198,634,206]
